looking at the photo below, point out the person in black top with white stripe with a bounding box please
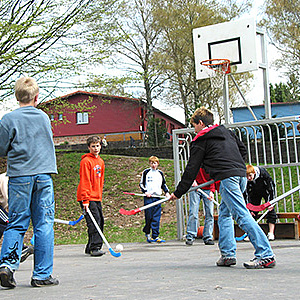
[244,165,277,241]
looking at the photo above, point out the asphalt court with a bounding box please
[0,239,299,299]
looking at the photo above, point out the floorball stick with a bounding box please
[54,214,84,226]
[195,188,220,207]
[119,181,215,216]
[235,207,271,241]
[123,192,165,198]
[30,214,85,245]
[119,196,169,215]
[246,185,300,212]
[86,207,121,258]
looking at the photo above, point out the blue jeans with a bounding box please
[218,176,274,259]
[0,174,55,280]
[142,197,161,239]
[186,189,214,241]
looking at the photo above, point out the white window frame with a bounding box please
[58,113,63,121]
[50,114,54,121]
[77,112,89,124]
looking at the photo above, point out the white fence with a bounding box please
[172,116,300,240]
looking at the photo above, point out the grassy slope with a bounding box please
[0,152,177,245]
[53,152,178,245]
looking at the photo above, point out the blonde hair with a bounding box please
[15,77,39,104]
[190,107,214,126]
[246,164,255,175]
[149,156,159,164]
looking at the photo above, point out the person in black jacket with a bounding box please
[169,107,275,269]
[244,165,277,241]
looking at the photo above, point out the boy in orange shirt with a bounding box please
[77,136,105,256]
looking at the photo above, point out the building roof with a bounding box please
[42,90,185,126]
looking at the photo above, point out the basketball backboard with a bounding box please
[193,18,258,80]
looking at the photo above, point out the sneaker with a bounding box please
[216,256,237,267]
[31,275,59,287]
[185,239,194,246]
[151,237,166,243]
[204,239,214,245]
[90,249,106,256]
[267,232,275,241]
[0,266,16,288]
[244,256,276,269]
[146,234,152,243]
[20,246,34,263]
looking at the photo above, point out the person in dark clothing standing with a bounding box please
[244,165,277,241]
[169,107,275,269]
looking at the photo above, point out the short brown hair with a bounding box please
[87,136,101,147]
[149,156,159,164]
[246,164,255,175]
[190,107,214,126]
[297,123,300,131]
[15,77,39,104]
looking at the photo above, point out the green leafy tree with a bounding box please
[146,117,168,147]
[269,82,291,103]
[262,0,300,82]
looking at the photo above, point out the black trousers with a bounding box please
[80,201,104,252]
[250,194,277,224]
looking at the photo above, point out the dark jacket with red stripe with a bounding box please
[174,124,247,198]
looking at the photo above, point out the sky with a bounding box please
[0,1,284,123]
[156,1,284,124]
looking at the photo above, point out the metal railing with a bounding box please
[172,116,300,240]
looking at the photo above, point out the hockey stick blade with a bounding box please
[235,233,247,242]
[246,184,300,212]
[119,208,141,215]
[109,248,121,257]
[54,214,84,225]
[68,214,84,226]
[246,202,269,212]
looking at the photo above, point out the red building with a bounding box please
[41,91,185,146]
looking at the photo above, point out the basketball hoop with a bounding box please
[200,59,231,90]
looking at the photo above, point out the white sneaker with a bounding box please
[267,232,275,241]
[244,236,250,242]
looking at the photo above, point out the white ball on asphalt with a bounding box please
[116,244,124,252]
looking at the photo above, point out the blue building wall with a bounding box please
[232,102,300,136]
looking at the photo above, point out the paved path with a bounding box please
[1,239,299,299]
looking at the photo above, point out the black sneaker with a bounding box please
[243,256,276,269]
[31,275,59,287]
[185,239,194,246]
[20,246,34,263]
[90,249,106,257]
[216,256,237,267]
[204,239,214,245]
[0,266,17,288]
